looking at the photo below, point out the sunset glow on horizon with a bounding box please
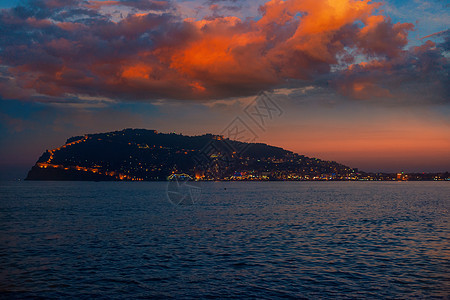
[0,0,449,176]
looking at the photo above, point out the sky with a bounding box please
[0,0,449,179]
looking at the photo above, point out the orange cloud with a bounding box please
[155,0,392,98]
[122,64,153,80]
[0,0,423,102]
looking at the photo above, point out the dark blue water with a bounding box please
[1,181,449,299]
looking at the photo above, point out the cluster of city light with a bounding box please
[45,135,88,164]
[38,136,144,181]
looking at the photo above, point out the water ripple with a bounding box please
[0,181,448,298]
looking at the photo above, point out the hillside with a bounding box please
[26,129,354,181]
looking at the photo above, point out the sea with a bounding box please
[0,181,448,299]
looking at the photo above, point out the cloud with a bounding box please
[334,37,450,104]
[0,0,446,104]
[420,29,450,40]
[85,0,172,11]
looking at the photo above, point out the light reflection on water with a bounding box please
[0,181,448,298]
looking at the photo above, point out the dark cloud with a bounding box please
[204,0,243,4]
[333,35,450,104]
[118,0,172,10]
[86,0,172,11]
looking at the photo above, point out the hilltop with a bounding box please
[25,128,354,181]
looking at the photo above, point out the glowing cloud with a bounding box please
[0,0,447,103]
